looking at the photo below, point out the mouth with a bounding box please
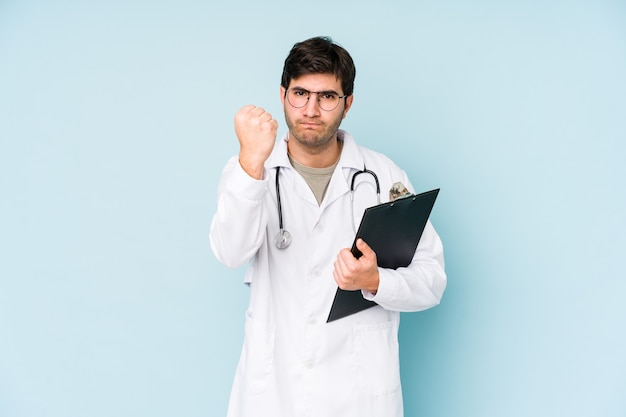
[299,120,323,129]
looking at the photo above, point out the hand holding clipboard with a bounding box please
[327,188,440,322]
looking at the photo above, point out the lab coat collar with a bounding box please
[265,129,365,209]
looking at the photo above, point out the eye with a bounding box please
[292,89,308,97]
[322,93,338,101]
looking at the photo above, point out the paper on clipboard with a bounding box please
[326,188,440,322]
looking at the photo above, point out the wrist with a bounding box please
[238,154,266,180]
[366,270,380,295]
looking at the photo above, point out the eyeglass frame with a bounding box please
[284,87,349,112]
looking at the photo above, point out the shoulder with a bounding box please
[341,130,414,193]
[340,130,401,169]
[360,146,399,168]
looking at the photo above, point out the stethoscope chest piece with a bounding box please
[274,229,292,249]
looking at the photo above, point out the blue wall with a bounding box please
[1,1,624,416]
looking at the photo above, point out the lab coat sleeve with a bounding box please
[362,220,447,312]
[209,156,269,269]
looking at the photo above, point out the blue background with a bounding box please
[1,1,625,416]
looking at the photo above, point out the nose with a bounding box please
[302,92,322,117]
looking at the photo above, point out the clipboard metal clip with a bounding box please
[389,182,413,202]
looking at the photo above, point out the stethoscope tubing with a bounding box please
[274,166,292,249]
[274,165,380,248]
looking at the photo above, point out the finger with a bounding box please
[235,105,254,123]
[332,262,341,285]
[251,110,276,127]
[334,255,345,276]
[237,105,262,120]
[249,106,264,116]
[356,238,374,258]
[250,106,272,119]
[333,258,353,289]
[337,248,356,266]
[239,104,255,113]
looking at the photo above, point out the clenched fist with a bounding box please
[234,105,279,179]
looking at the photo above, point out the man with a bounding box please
[210,36,446,417]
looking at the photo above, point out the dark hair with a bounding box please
[280,36,356,96]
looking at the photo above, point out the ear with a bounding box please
[280,86,286,106]
[342,95,354,119]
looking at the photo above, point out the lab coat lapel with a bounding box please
[267,136,318,205]
[320,132,364,209]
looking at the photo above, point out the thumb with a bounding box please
[356,238,375,258]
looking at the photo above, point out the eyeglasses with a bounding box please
[285,88,348,111]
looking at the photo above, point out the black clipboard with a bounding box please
[326,188,440,322]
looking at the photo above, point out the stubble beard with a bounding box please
[285,114,343,153]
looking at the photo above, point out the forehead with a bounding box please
[287,73,342,92]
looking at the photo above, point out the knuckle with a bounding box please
[346,263,358,275]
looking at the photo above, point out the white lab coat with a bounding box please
[210,130,446,417]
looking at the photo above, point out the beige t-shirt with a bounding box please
[288,154,339,206]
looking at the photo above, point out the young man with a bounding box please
[210,36,446,417]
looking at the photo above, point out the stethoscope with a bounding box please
[274,165,381,249]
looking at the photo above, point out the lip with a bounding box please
[299,121,322,128]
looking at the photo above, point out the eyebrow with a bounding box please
[292,86,341,95]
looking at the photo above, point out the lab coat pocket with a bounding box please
[242,312,275,395]
[354,320,401,396]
